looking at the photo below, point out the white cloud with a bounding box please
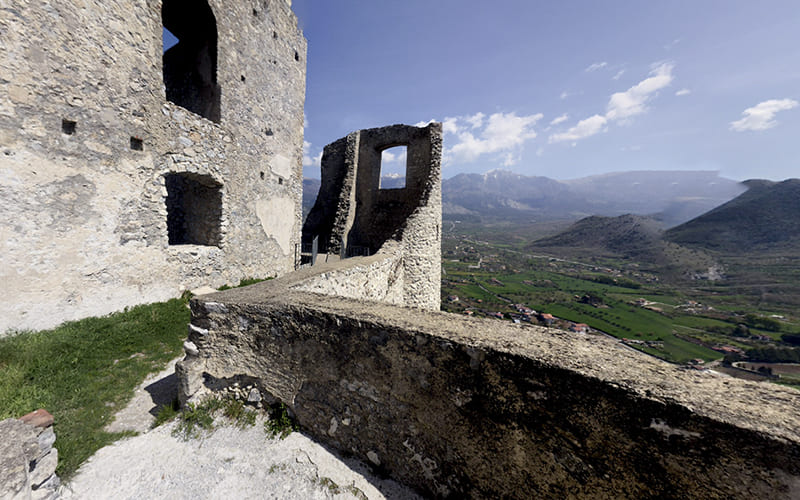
[549,63,674,145]
[465,112,485,129]
[302,140,323,168]
[729,98,798,132]
[442,116,460,135]
[612,69,626,81]
[549,114,569,126]
[414,119,436,127]
[606,62,674,121]
[675,88,691,96]
[381,147,407,164]
[439,111,543,166]
[302,140,313,166]
[560,91,570,100]
[548,114,608,143]
[585,61,608,72]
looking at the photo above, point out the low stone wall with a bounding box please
[178,273,800,499]
[0,409,60,500]
[290,243,405,306]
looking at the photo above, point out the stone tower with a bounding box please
[0,0,307,332]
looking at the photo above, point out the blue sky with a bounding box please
[292,1,800,181]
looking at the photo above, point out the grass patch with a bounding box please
[217,277,271,291]
[152,397,181,428]
[0,296,191,479]
[265,402,298,439]
[172,395,258,439]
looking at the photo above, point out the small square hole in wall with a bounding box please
[130,137,144,151]
[62,119,76,135]
[260,171,265,180]
[278,177,283,185]
[294,51,300,62]
[379,145,408,189]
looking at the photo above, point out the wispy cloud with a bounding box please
[605,62,674,122]
[549,115,608,144]
[730,98,798,131]
[663,38,681,51]
[675,88,691,96]
[549,62,674,144]
[585,61,608,72]
[612,69,626,81]
[549,114,569,126]
[440,111,543,166]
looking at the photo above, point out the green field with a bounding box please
[442,233,799,365]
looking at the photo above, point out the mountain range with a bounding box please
[441,169,746,227]
[304,170,746,228]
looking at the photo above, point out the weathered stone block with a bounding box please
[0,419,40,500]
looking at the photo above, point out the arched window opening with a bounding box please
[162,0,221,123]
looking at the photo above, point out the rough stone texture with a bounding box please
[179,271,800,499]
[0,412,60,500]
[0,419,38,500]
[0,0,306,333]
[301,123,442,310]
[292,242,405,307]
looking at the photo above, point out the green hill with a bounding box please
[665,179,800,253]
[530,214,719,279]
[531,214,664,259]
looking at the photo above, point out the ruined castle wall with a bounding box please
[300,132,359,256]
[301,123,442,310]
[0,0,306,332]
[179,278,800,499]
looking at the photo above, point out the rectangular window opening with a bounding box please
[379,145,407,189]
[165,172,223,246]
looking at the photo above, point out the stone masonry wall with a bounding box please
[0,0,306,333]
[178,274,800,499]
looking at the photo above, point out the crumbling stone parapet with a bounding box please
[178,270,800,498]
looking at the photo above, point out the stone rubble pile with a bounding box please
[219,383,264,409]
[0,409,60,500]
